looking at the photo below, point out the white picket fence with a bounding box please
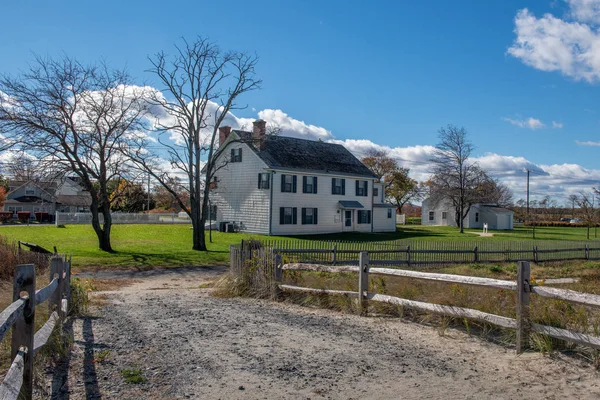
[55,212,192,226]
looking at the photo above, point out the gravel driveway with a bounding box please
[44,266,600,399]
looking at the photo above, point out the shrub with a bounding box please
[69,278,90,316]
[34,212,49,223]
[17,211,31,223]
[524,221,598,227]
[0,236,49,281]
[0,212,12,223]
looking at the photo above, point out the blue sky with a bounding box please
[2,0,600,202]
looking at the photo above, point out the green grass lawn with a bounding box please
[1,224,598,270]
[0,225,276,269]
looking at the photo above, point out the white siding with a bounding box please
[373,182,384,204]
[421,198,457,227]
[373,207,396,232]
[211,142,271,234]
[271,174,374,235]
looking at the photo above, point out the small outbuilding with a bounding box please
[421,198,514,230]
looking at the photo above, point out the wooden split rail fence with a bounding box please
[231,244,600,353]
[0,255,72,400]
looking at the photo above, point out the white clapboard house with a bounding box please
[421,197,514,230]
[210,120,397,235]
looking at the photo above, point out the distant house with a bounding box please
[210,120,397,235]
[421,197,514,230]
[3,177,91,216]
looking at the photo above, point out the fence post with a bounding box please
[516,261,531,354]
[533,246,538,263]
[358,252,369,316]
[273,253,283,299]
[49,256,64,320]
[66,255,72,305]
[473,246,478,263]
[406,245,411,266]
[585,244,590,260]
[11,264,35,400]
[332,244,337,265]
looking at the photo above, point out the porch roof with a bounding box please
[338,200,364,209]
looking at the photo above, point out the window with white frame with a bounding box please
[302,208,318,224]
[475,212,479,222]
[230,148,242,162]
[279,207,297,224]
[302,176,318,194]
[442,211,447,220]
[331,178,345,195]
[373,187,379,197]
[281,174,296,193]
[387,208,392,218]
[357,210,371,224]
[429,211,435,221]
[258,173,270,189]
[355,180,368,196]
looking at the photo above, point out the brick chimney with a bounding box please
[252,120,267,149]
[219,126,232,146]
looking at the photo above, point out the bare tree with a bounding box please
[429,125,488,233]
[576,191,597,240]
[568,194,578,218]
[0,55,149,251]
[126,37,261,251]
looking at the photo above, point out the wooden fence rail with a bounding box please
[257,238,600,266]
[231,243,600,354]
[0,255,71,400]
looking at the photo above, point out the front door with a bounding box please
[343,210,353,231]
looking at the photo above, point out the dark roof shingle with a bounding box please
[233,131,376,178]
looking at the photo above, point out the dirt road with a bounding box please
[45,266,600,399]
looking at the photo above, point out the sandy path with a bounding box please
[44,266,600,400]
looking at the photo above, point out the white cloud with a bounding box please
[576,139,600,146]
[552,121,564,128]
[503,117,546,129]
[257,109,333,141]
[567,0,600,24]
[507,7,600,82]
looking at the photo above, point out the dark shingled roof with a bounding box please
[233,131,376,178]
[339,200,365,209]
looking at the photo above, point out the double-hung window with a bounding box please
[258,173,270,189]
[442,211,447,220]
[357,210,372,224]
[281,174,297,193]
[303,176,318,194]
[429,211,435,221]
[230,148,242,162]
[279,207,297,225]
[355,180,368,196]
[331,178,345,195]
[302,208,318,225]
[373,187,379,198]
[387,209,393,218]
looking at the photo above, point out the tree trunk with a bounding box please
[459,203,464,234]
[90,198,113,252]
[190,194,207,251]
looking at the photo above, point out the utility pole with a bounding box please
[147,173,150,213]
[526,169,530,216]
